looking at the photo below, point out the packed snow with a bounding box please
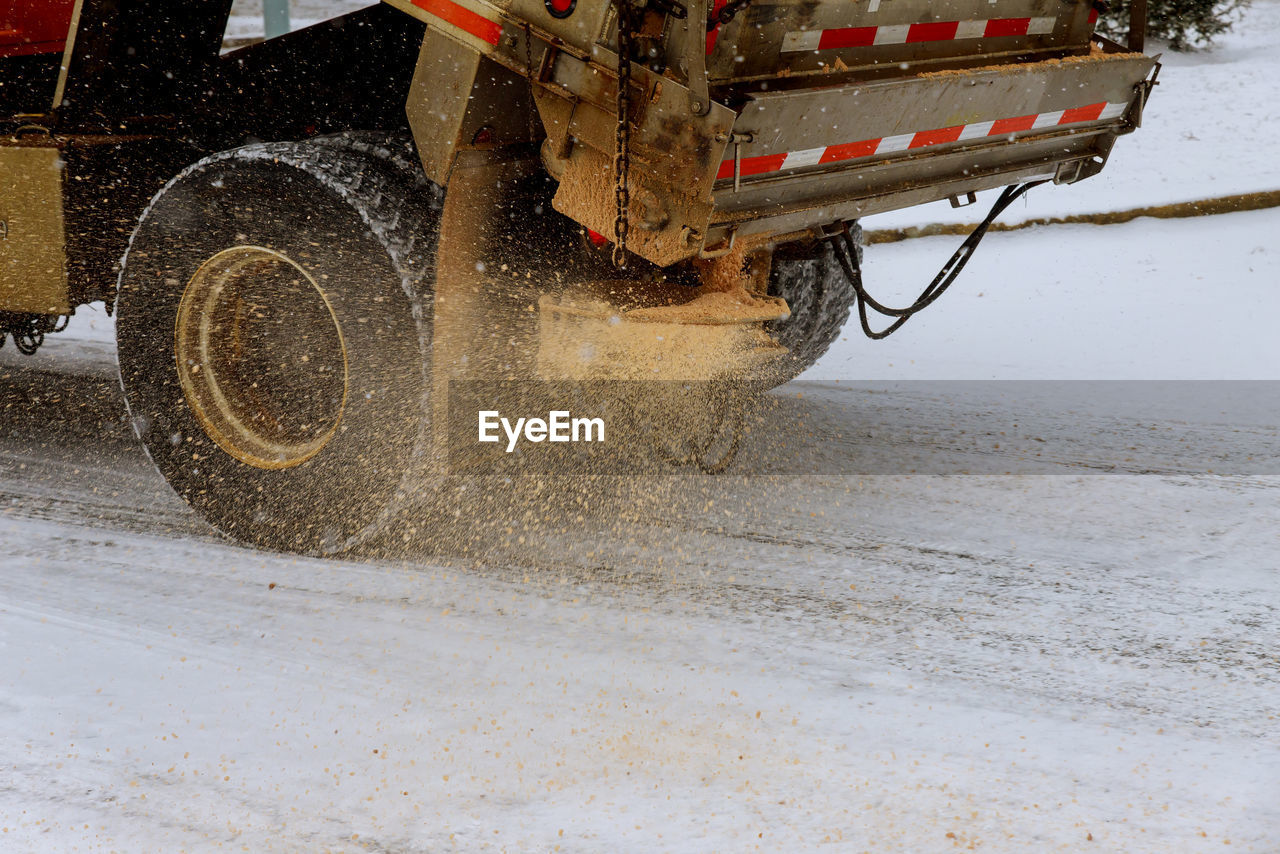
[807,207,1280,380]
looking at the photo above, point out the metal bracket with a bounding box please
[682,0,710,116]
[1131,57,1162,130]
[13,124,54,138]
[729,131,753,192]
[697,227,737,259]
[1053,159,1086,185]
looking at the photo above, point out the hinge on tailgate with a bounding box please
[1130,58,1162,130]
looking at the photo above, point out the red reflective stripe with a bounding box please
[1088,8,1099,25]
[910,126,964,148]
[1059,102,1107,125]
[820,139,880,164]
[717,155,789,180]
[984,17,1032,38]
[736,154,788,177]
[410,0,502,46]
[908,21,959,43]
[818,26,878,50]
[989,114,1038,135]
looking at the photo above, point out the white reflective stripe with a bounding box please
[955,19,987,39]
[1027,16,1057,35]
[1099,101,1129,120]
[781,30,821,52]
[782,147,827,170]
[876,133,914,154]
[959,120,996,140]
[873,24,911,45]
[1032,110,1065,129]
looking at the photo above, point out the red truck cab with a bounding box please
[1,0,76,58]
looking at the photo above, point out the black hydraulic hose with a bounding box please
[828,181,1047,340]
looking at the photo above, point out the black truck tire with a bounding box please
[116,138,443,554]
[764,225,861,386]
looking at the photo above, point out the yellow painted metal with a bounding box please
[0,145,70,315]
[536,293,786,382]
[406,27,486,187]
[175,246,349,471]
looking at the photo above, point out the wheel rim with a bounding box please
[175,246,349,470]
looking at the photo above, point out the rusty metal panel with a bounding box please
[553,145,722,267]
[540,54,735,199]
[708,0,1100,83]
[0,145,68,315]
[536,49,734,265]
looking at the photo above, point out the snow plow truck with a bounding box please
[0,0,1157,552]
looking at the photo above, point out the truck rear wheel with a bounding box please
[764,226,861,386]
[116,138,442,553]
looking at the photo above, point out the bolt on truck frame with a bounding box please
[0,0,1156,552]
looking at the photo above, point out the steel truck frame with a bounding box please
[0,0,1157,551]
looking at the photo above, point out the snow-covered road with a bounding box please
[2,369,1279,853]
[2,212,1279,851]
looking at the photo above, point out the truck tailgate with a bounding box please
[709,47,1157,240]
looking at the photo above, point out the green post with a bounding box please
[264,0,291,39]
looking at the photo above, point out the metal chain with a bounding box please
[612,0,635,269]
[523,22,538,140]
[524,22,534,78]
